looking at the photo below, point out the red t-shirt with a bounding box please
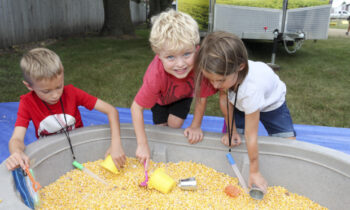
[15,84,98,138]
[135,55,217,108]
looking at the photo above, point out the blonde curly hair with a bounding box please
[149,9,200,54]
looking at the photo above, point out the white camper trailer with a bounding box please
[177,0,332,67]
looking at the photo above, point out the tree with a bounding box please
[148,0,173,23]
[101,0,135,37]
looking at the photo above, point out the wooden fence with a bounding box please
[0,0,146,49]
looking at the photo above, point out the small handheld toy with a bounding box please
[73,161,108,185]
[147,168,176,194]
[100,155,119,174]
[139,161,148,187]
[226,153,264,200]
[224,184,241,198]
[226,153,248,193]
[12,167,41,209]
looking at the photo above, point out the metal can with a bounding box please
[249,185,264,200]
[178,177,197,190]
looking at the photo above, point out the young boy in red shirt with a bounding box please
[5,48,126,171]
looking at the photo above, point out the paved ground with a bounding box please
[328,28,349,37]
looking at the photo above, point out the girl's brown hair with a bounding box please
[194,31,248,97]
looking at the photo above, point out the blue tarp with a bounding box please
[1,102,349,164]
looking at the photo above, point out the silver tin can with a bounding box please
[178,177,197,190]
[249,185,264,200]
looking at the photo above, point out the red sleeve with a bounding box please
[15,96,31,128]
[134,56,163,108]
[69,85,98,110]
[200,77,218,98]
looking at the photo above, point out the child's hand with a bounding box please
[221,133,242,147]
[5,152,29,171]
[249,171,268,194]
[184,127,204,144]
[105,145,126,170]
[136,143,150,170]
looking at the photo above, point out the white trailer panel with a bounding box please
[214,4,282,40]
[213,4,331,40]
[286,5,331,40]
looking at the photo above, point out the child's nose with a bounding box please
[175,57,185,67]
[52,90,60,99]
[212,81,221,89]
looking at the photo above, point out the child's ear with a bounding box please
[23,81,33,91]
[238,63,246,71]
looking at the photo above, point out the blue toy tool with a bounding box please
[12,167,41,209]
[226,153,248,193]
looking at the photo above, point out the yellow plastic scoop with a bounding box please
[100,155,119,174]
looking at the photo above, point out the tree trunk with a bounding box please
[148,0,173,23]
[101,0,135,37]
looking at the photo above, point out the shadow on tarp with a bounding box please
[1,102,349,164]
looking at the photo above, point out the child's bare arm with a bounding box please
[184,97,207,144]
[245,110,267,193]
[245,110,259,173]
[6,126,29,170]
[94,99,126,169]
[131,100,150,168]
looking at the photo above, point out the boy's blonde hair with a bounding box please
[149,9,200,54]
[20,48,63,84]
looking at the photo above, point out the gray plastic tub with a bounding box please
[1,123,350,209]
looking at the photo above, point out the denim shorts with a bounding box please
[235,102,296,138]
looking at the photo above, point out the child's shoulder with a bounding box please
[64,84,88,93]
[145,55,167,76]
[248,60,274,74]
[62,84,92,98]
[148,55,163,69]
[19,91,41,108]
[63,84,75,90]
[62,84,97,101]
[248,60,268,68]
[19,91,35,101]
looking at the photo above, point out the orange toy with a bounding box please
[224,184,241,198]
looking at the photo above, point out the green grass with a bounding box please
[178,0,209,30]
[0,29,154,106]
[0,29,349,127]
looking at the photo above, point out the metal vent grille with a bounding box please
[214,4,282,40]
[286,5,331,40]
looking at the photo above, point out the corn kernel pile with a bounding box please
[39,157,327,209]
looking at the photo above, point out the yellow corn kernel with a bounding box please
[38,157,327,209]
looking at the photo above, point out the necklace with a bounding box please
[226,85,239,152]
[42,98,76,160]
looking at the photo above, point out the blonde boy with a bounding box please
[5,48,126,171]
[131,10,216,168]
